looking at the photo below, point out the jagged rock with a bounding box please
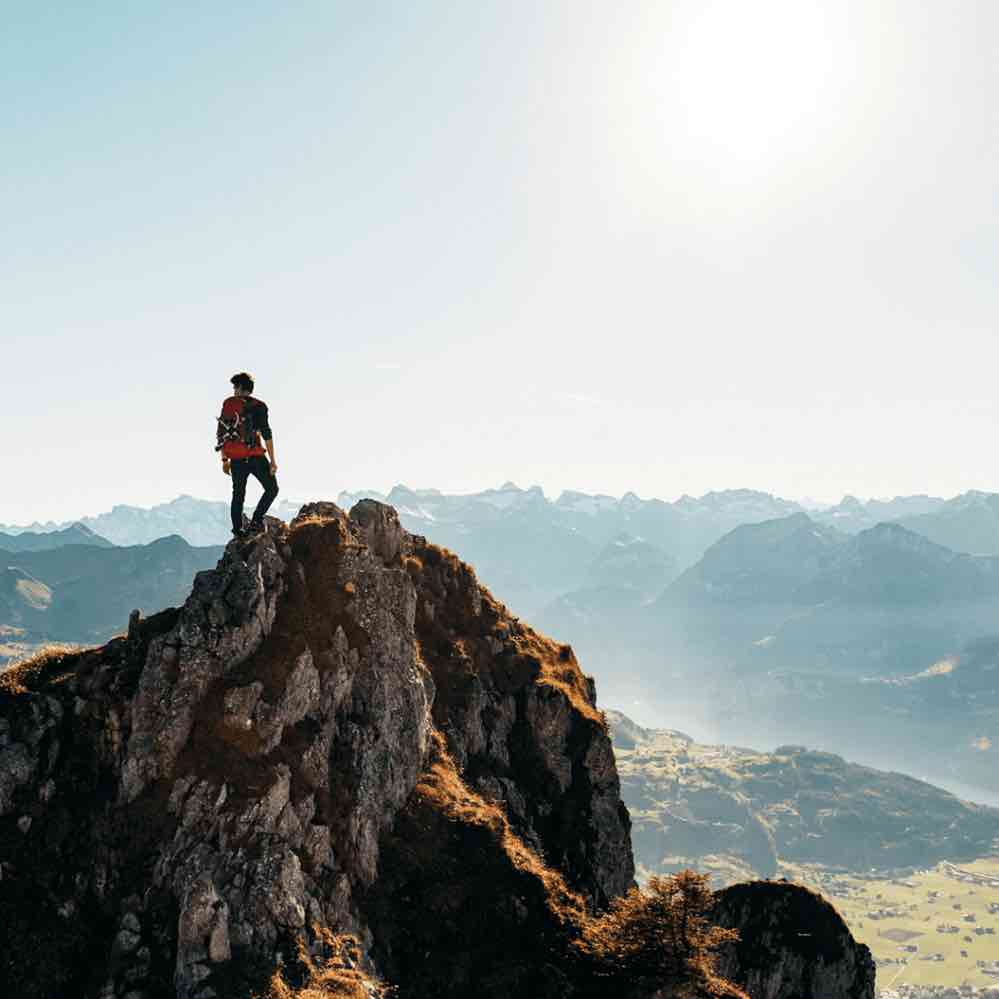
[711,881,876,999]
[348,498,406,565]
[222,683,262,732]
[0,500,869,999]
[122,529,288,802]
[0,501,634,998]
[0,743,35,815]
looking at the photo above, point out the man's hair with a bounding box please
[231,372,255,393]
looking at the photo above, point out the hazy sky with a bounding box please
[3,1,998,524]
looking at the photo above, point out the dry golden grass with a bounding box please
[417,744,746,997]
[575,872,748,999]
[0,643,83,695]
[258,929,390,998]
[414,730,590,927]
[408,539,604,727]
[511,625,604,727]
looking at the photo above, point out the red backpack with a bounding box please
[216,397,264,460]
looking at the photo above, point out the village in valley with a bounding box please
[783,860,999,993]
[880,987,999,999]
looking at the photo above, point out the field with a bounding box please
[782,858,999,988]
[0,626,38,670]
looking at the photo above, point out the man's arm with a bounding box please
[258,402,277,475]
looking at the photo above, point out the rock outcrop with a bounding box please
[0,501,632,998]
[712,881,876,999]
[0,499,876,999]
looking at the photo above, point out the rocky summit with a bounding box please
[0,500,874,998]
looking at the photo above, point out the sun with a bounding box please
[622,0,861,179]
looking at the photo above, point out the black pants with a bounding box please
[231,455,279,531]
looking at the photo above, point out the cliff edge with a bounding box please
[0,500,875,998]
[1,500,630,998]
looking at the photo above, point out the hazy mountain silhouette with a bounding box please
[532,513,999,795]
[1,496,302,547]
[648,515,999,672]
[584,533,676,590]
[338,483,808,615]
[664,513,845,606]
[708,634,999,798]
[0,523,113,552]
[812,493,946,533]
[892,490,999,555]
[607,709,999,883]
[536,534,677,666]
[0,537,222,648]
[17,485,999,615]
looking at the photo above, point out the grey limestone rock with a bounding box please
[348,498,406,565]
[122,533,287,802]
[221,682,262,732]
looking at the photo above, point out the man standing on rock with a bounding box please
[216,371,279,538]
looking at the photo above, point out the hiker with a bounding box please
[216,371,279,537]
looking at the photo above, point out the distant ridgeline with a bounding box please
[535,509,999,799]
[0,523,114,552]
[2,495,303,548]
[7,486,999,794]
[607,710,999,885]
[1,529,222,664]
[343,485,999,618]
[9,485,999,616]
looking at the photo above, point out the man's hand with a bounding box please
[269,461,278,476]
[222,459,231,477]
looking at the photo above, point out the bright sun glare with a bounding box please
[649,1,859,174]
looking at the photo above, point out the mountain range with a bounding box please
[0,536,222,656]
[653,516,999,673]
[607,709,999,884]
[338,484,807,614]
[540,512,999,798]
[7,484,999,797]
[1,495,303,547]
[343,485,999,619]
[0,523,113,552]
[9,485,999,611]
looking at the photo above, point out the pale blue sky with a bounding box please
[3,1,998,524]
